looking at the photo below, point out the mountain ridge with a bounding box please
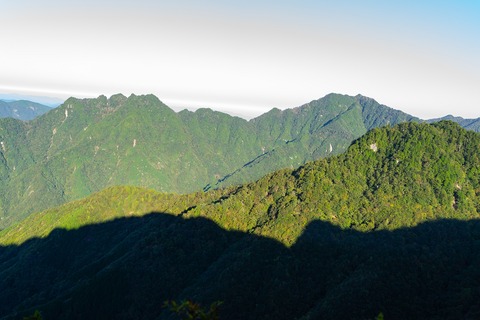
[2,120,479,246]
[1,204,480,319]
[428,114,480,132]
[0,93,478,229]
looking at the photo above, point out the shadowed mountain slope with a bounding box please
[1,213,480,319]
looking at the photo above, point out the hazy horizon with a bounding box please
[1,0,479,119]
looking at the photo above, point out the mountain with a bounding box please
[428,114,480,132]
[211,93,419,189]
[1,121,479,319]
[0,93,63,108]
[3,121,479,245]
[0,100,51,121]
[0,93,419,229]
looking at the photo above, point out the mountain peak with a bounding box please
[354,94,379,105]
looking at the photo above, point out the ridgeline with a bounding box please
[0,93,419,228]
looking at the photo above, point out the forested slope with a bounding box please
[0,93,419,228]
[0,121,479,319]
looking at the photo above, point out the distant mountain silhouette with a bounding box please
[428,114,480,132]
[0,100,51,120]
[1,212,480,319]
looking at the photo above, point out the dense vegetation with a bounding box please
[180,121,480,244]
[0,93,420,228]
[4,121,479,246]
[1,121,479,319]
[0,100,51,121]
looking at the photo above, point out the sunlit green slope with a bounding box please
[2,121,478,247]
[0,93,420,228]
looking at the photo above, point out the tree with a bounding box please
[23,310,43,320]
[164,300,222,320]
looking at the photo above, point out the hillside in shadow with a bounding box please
[1,213,480,320]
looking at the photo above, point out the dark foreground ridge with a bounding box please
[1,213,480,320]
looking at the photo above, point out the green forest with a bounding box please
[0,93,425,229]
[1,121,479,319]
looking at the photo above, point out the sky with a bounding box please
[0,0,479,119]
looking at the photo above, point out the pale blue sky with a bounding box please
[0,0,479,119]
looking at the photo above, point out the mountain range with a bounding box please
[0,100,51,121]
[0,93,428,228]
[1,121,479,319]
[1,93,479,230]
